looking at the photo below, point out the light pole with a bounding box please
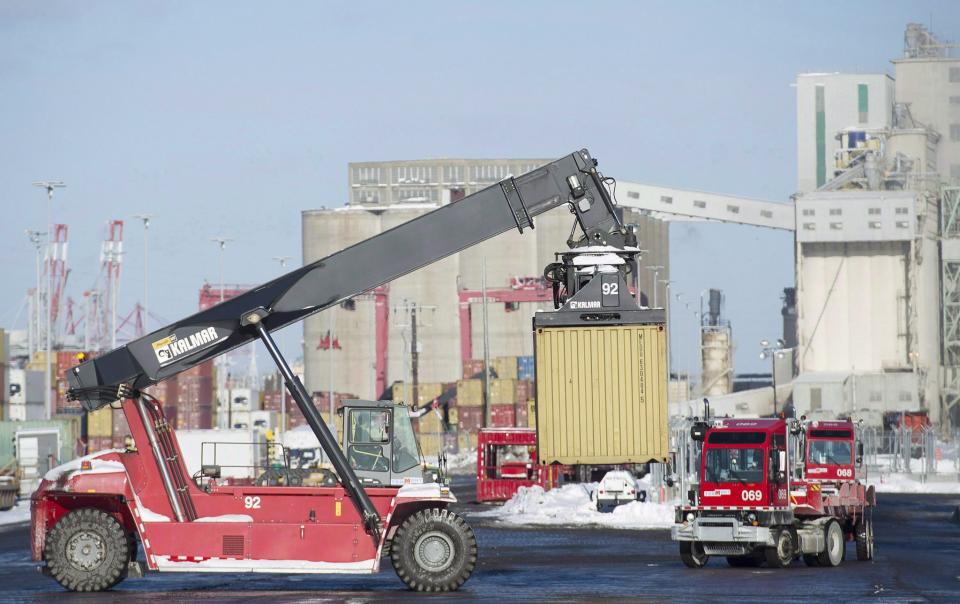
[660,279,673,399]
[646,265,664,308]
[211,236,233,426]
[33,180,65,418]
[133,214,154,332]
[271,256,292,439]
[760,339,787,416]
[26,230,46,359]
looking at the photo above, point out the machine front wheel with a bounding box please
[44,508,130,592]
[679,541,710,568]
[390,507,477,592]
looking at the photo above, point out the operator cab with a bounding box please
[696,419,788,508]
[339,400,428,487]
[804,420,858,482]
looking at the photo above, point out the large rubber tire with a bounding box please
[855,517,874,561]
[679,541,710,568]
[390,508,477,592]
[816,520,845,567]
[44,508,130,592]
[764,528,795,568]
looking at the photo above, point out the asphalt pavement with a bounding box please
[1,480,958,603]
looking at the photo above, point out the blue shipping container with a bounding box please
[517,356,535,381]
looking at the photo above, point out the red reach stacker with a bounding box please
[31,149,637,592]
[673,417,876,568]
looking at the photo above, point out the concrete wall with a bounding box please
[796,73,894,194]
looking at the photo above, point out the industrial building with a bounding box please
[303,158,670,400]
[792,24,960,427]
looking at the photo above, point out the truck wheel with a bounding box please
[764,528,794,568]
[390,507,477,591]
[816,520,845,567]
[44,508,130,592]
[679,541,710,568]
[855,518,874,561]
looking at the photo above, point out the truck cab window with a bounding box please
[808,439,852,465]
[705,448,765,484]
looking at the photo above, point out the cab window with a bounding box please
[349,409,390,443]
[391,407,421,473]
[809,439,852,465]
[704,447,765,484]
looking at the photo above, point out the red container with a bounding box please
[87,435,114,454]
[490,404,516,428]
[462,359,486,379]
[112,409,130,440]
[163,405,178,429]
[146,376,180,406]
[456,407,485,431]
[515,380,534,403]
[178,406,213,430]
[515,403,529,427]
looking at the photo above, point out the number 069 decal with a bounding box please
[740,489,763,502]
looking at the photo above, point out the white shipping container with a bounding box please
[8,369,45,405]
[174,428,266,480]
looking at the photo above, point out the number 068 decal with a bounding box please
[740,489,763,502]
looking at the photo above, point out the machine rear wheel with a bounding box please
[390,507,477,592]
[679,541,710,568]
[816,520,845,567]
[764,528,794,568]
[855,517,874,561]
[44,508,130,592]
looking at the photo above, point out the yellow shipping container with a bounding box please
[527,399,536,428]
[391,382,444,406]
[489,378,516,405]
[418,432,444,457]
[456,379,483,407]
[491,356,518,380]
[417,411,443,434]
[535,324,669,465]
[457,431,478,451]
[448,408,459,425]
[87,407,113,437]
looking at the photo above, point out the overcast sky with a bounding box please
[1,1,956,378]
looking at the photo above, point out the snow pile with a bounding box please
[0,504,31,526]
[43,450,127,482]
[476,483,675,530]
[444,448,476,475]
[194,514,254,523]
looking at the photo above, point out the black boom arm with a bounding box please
[67,149,626,409]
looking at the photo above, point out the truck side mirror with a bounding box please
[778,450,786,474]
[856,441,864,467]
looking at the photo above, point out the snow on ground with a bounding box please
[868,473,960,494]
[475,483,675,530]
[867,455,960,494]
[0,503,31,526]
